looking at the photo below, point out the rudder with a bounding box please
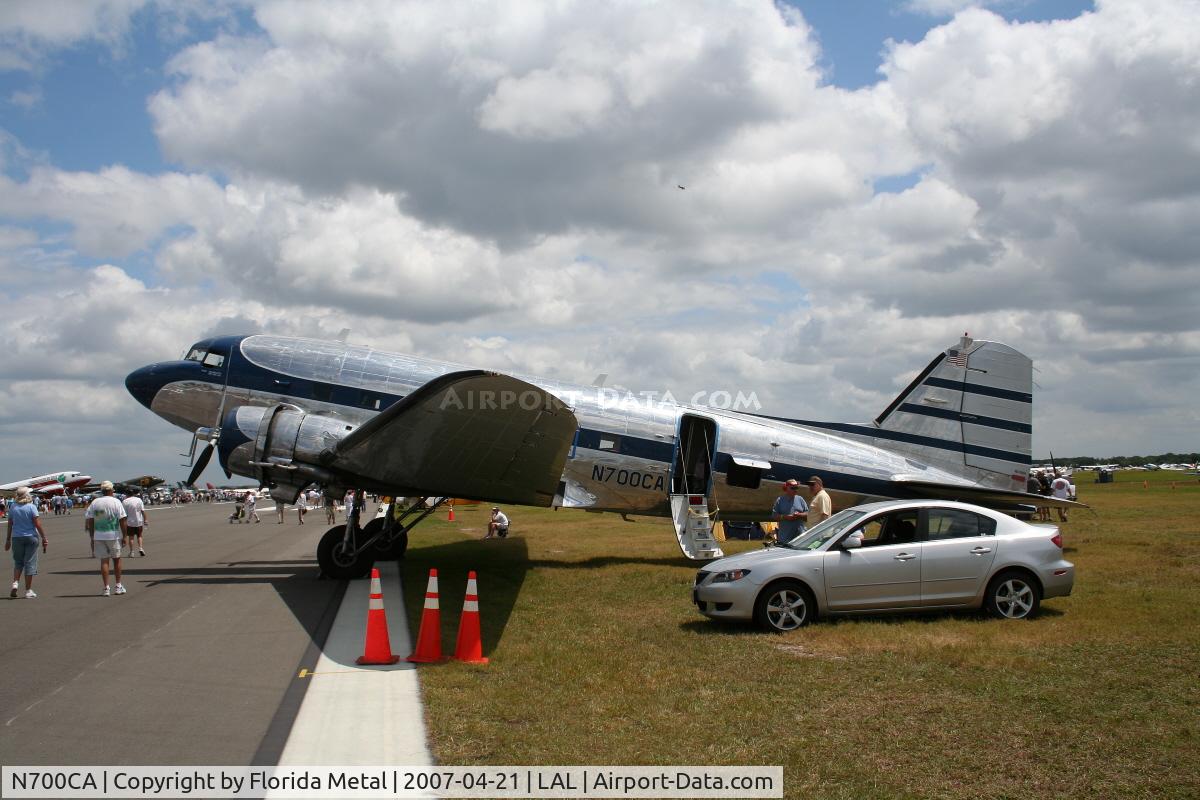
[875,335,1032,492]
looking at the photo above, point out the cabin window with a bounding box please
[598,435,620,451]
[361,392,382,410]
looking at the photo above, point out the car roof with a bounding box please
[849,498,1003,515]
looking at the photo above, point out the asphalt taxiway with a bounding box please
[1,501,430,766]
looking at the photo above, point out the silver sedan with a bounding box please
[694,499,1074,632]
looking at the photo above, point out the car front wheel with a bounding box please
[754,580,814,632]
[985,570,1042,619]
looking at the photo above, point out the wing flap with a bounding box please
[327,370,578,506]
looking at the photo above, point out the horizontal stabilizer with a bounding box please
[327,370,578,507]
[889,476,1086,511]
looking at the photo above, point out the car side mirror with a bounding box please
[842,532,863,550]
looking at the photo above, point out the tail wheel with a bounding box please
[985,570,1042,619]
[754,580,815,632]
[316,524,374,580]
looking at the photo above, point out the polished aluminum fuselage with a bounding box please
[133,335,976,517]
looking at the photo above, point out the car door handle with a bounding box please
[893,553,917,561]
[970,547,992,554]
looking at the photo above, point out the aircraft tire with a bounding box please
[374,527,409,560]
[317,525,375,580]
[362,512,409,560]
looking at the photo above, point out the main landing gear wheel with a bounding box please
[317,525,375,580]
[364,517,409,560]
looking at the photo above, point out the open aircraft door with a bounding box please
[669,414,724,560]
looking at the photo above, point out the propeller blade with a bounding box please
[187,443,215,486]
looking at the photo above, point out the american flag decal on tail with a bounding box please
[946,349,969,368]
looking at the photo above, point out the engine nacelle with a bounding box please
[219,404,355,503]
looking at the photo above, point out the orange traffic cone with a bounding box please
[447,500,455,522]
[407,568,444,663]
[356,568,400,665]
[453,571,488,664]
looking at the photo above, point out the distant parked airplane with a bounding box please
[81,475,167,494]
[0,471,91,498]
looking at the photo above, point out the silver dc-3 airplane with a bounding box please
[125,334,1076,578]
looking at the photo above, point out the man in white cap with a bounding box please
[486,506,509,539]
[86,481,128,596]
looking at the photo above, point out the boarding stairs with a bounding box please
[670,494,725,560]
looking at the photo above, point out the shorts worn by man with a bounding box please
[87,481,128,596]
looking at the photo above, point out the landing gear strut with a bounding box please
[314,495,445,579]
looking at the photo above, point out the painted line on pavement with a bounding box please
[267,561,433,769]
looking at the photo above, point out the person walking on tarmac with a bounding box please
[122,491,148,556]
[6,487,47,599]
[245,490,261,523]
[86,481,128,596]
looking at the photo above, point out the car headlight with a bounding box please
[710,569,752,583]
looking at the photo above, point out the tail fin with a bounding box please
[874,335,1032,492]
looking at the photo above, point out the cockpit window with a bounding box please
[184,342,226,369]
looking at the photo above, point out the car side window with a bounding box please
[853,511,919,548]
[926,509,997,541]
[855,518,886,547]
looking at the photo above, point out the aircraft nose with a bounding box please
[125,364,165,410]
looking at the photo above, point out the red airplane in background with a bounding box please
[0,470,92,498]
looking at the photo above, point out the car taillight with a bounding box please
[1051,532,1063,549]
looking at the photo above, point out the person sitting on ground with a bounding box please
[486,507,509,539]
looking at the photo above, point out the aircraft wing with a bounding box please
[889,476,1087,510]
[324,370,578,507]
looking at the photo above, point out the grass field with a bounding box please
[399,472,1199,799]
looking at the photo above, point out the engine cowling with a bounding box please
[218,404,355,503]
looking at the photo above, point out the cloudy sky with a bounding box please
[1,0,1197,486]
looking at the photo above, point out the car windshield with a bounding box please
[782,509,869,551]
